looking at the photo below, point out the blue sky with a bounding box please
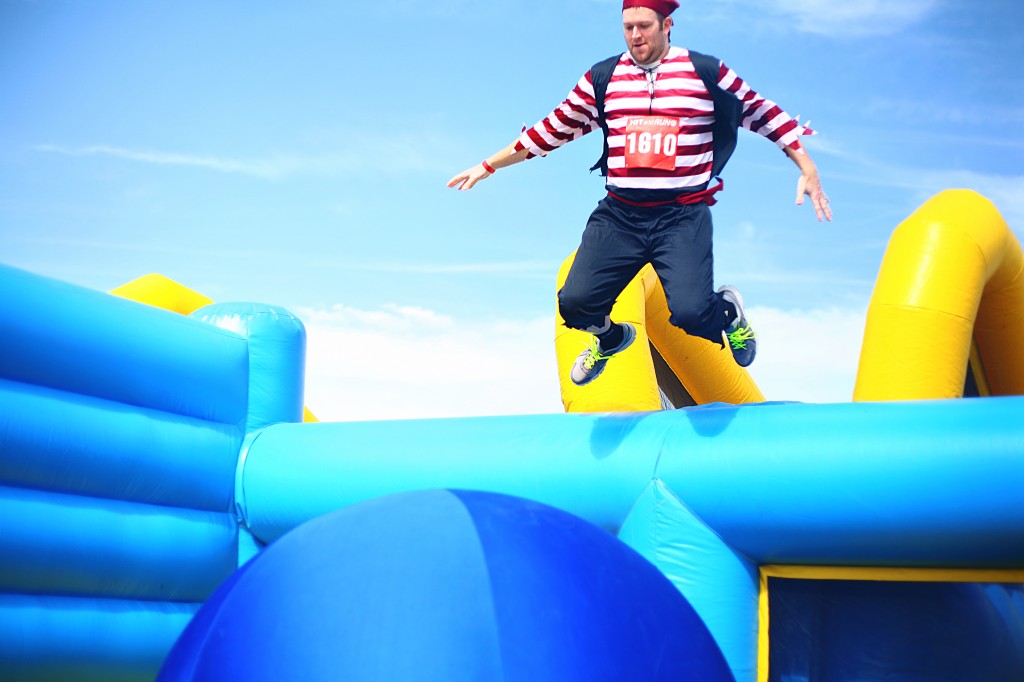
[2,0,1022,419]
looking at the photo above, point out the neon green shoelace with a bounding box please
[581,336,610,371]
[727,325,756,350]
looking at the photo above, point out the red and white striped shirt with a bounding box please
[515,46,813,192]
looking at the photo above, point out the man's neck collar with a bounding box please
[629,45,675,69]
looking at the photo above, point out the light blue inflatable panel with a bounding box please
[239,399,1024,569]
[653,397,1024,567]
[192,304,306,432]
[0,264,248,425]
[0,594,199,682]
[620,480,758,682]
[0,486,238,601]
[239,412,668,543]
[0,379,241,511]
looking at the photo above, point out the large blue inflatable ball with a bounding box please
[158,489,734,681]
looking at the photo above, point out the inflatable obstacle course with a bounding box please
[1,190,1023,681]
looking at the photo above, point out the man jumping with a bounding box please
[448,0,831,386]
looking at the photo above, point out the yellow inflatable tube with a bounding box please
[555,254,764,412]
[855,189,1024,400]
[111,274,319,422]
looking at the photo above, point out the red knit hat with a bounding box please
[622,0,679,16]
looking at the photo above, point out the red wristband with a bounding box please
[481,160,496,174]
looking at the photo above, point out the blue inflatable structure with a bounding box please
[1,259,1023,681]
[158,489,734,682]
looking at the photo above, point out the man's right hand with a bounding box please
[447,163,493,191]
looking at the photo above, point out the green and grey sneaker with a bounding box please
[718,285,757,367]
[570,323,637,386]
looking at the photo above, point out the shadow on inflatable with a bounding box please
[1,190,1023,681]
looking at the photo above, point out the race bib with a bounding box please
[623,116,680,171]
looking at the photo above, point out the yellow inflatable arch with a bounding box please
[554,258,764,413]
[855,189,1024,400]
[555,189,1024,409]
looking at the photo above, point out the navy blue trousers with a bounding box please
[558,196,732,344]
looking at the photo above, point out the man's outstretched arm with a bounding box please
[785,145,832,222]
[447,142,533,191]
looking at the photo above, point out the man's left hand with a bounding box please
[796,171,832,222]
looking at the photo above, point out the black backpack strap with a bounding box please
[587,54,622,176]
[587,50,743,179]
[689,49,743,178]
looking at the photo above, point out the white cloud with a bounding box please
[703,0,940,37]
[860,98,1024,130]
[34,133,454,179]
[843,162,1024,231]
[745,305,867,403]
[317,261,558,276]
[758,0,939,37]
[807,136,1024,230]
[911,170,1024,231]
[299,305,564,422]
[35,144,306,179]
[299,301,869,423]
[302,304,455,333]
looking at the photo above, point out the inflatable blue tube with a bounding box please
[0,594,198,682]
[655,397,1024,566]
[0,268,314,680]
[239,398,1024,568]
[0,264,248,425]
[620,480,759,681]
[193,304,306,432]
[0,379,240,512]
[238,413,666,542]
[0,486,237,601]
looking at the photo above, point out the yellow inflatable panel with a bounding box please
[555,253,765,413]
[110,273,214,315]
[110,274,319,423]
[855,190,1024,400]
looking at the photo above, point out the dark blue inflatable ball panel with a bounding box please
[158,489,733,682]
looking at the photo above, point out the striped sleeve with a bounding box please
[514,71,601,157]
[716,62,815,151]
